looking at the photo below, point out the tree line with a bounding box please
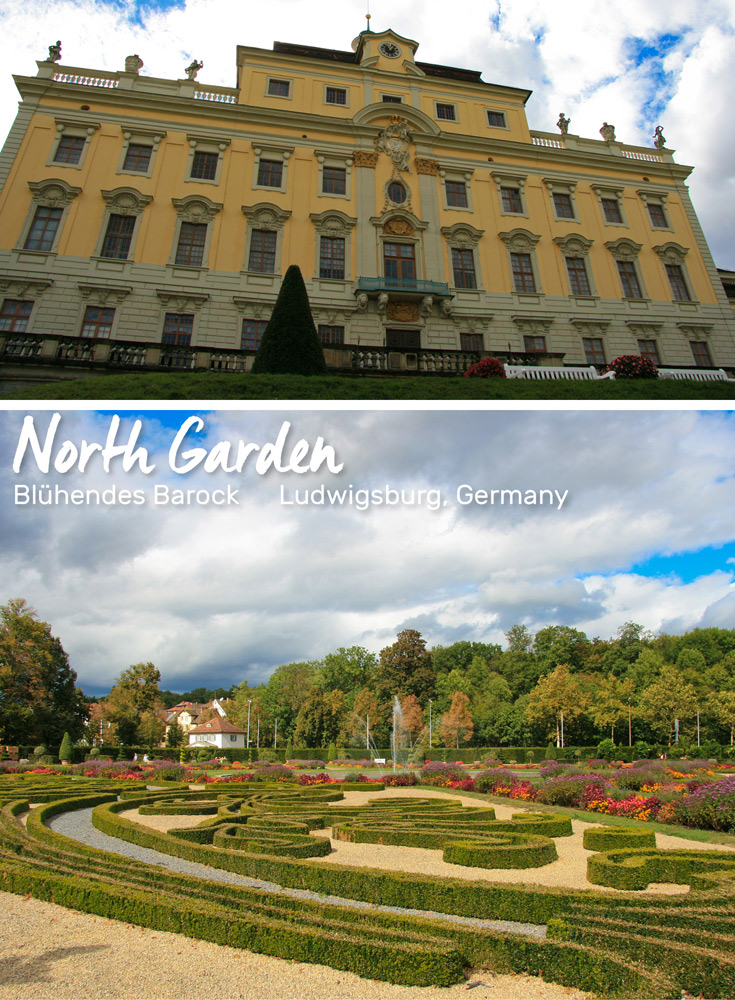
[2,598,734,751]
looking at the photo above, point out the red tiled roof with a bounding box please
[188,716,246,735]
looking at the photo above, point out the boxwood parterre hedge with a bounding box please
[2,775,735,996]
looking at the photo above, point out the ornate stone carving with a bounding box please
[676,323,712,339]
[441,299,454,317]
[77,282,132,306]
[241,202,292,230]
[156,289,210,310]
[415,158,440,175]
[605,237,643,261]
[387,301,419,322]
[553,234,594,256]
[420,296,433,317]
[557,112,570,135]
[377,293,389,315]
[599,122,616,142]
[375,116,412,172]
[47,41,62,63]
[355,292,368,312]
[353,151,379,168]
[172,194,223,223]
[570,319,611,337]
[185,59,203,80]
[0,278,53,298]
[124,54,144,74]
[101,187,152,216]
[653,125,667,149]
[652,242,689,265]
[310,210,357,236]
[28,178,82,208]
[384,218,414,237]
[512,316,554,336]
[498,228,541,252]
[441,223,484,249]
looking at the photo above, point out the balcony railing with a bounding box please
[357,277,450,296]
[352,347,479,373]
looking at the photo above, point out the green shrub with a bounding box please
[596,738,617,762]
[582,827,656,852]
[58,732,73,762]
[250,265,327,375]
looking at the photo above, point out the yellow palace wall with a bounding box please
[0,26,733,377]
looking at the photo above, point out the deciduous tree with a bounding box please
[439,691,474,749]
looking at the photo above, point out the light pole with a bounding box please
[697,708,700,748]
[366,714,370,758]
[274,717,278,749]
[257,717,260,749]
[628,697,632,748]
[429,699,433,752]
[247,700,252,749]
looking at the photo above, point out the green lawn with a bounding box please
[6,371,735,401]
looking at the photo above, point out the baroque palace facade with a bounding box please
[0,26,733,384]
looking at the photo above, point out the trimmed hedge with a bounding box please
[3,776,735,997]
[583,826,656,852]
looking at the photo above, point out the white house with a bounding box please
[187,716,247,750]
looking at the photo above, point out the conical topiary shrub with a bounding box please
[251,265,327,375]
[59,731,73,763]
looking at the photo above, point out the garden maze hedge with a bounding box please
[1,775,735,996]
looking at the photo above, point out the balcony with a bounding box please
[357,277,451,297]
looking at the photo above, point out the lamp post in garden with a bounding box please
[628,697,632,747]
[247,700,252,749]
[428,699,433,753]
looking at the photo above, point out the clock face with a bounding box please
[379,42,401,58]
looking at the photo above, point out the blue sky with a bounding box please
[0,0,733,265]
[1,408,733,695]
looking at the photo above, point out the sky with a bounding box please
[1,408,733,697]
[0,0,733,266]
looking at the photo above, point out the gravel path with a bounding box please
[0,891,590,1000]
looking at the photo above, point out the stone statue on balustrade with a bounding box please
[124,54,144,74]
[47,41,62,63]
[599,122,616,141]
[185,59,203,80]
[557,112,570,135]
[653,125,667,149]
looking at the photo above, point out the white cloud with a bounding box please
[1,409,733,694]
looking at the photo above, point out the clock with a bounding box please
[379,42,401,58]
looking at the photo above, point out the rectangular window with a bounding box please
[190,151,219,181]
[617,260,642,298]
[665,263,691,301]
[501,187,523,213]
[24,206,62,252]
[647,203,668,228]
[384,242,416,281]
[690,341,712,367]
[325,87,347,105]
[638,339,660,365]
[486,110,506,127]
[123,143,152,172]
[0,299,33,333]
[100,214,135,259]
[460,333,483,352]
[241,319,267,351]
[267,79,291,97]
[162,313,193,346]
[566,257,591,296]
[601,198,623,223]
[510,252,536,293]
[80,305,115,339]
[322,166,346,195]
[54,136,85,164]
[382,95,402,103]
[318,324,345,345]
[175,222,207,267]
[451,248,477,289]
[524,335,546,352]
[582,337,606,365]
[553,192,575,218]
[436,103,456,121]
[445,180,468,208]
[257,159,283,188]
[319,236,345,279]
[248,229,277,273]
